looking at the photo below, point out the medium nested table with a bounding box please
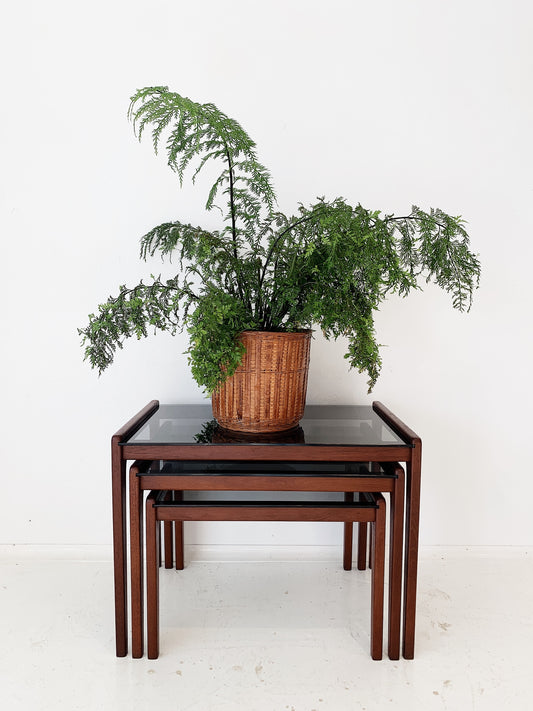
[112,402,421,659]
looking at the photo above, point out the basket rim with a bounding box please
[238,329,313,337]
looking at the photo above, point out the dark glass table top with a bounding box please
[121,404,408,447]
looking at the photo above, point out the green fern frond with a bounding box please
[128,86,277,228]
[78,275,195,374]
[80,87,481,393]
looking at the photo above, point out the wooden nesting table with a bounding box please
[111,402,421,659]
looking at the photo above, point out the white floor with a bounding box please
[0,546,532,711]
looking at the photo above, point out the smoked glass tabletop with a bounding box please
[121,404,408,447]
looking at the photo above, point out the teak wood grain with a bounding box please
[112,400,420,660]
[122,444,411,462]
[130,464,404,660]
[139,475,396,493]
[111,400,159,657]
[145,491,387,661]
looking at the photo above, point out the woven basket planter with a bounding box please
[212,330,312,433]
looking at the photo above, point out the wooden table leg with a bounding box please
[403,439,422,659]
[174,491,185,570]
[386,463,405,661]
[357,522,367,570]
[129,462,149,658]
[343,493,354,570]
[111,437,127,657]
[370,495,386,661]
[174,521,184,570]
[371,402,422,660]
[111,400,160,658]
[146,493,160,660]
[164,492,174,569]
[343,522,353,570]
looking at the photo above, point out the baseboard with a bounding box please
[0,543,531,563]
[0,544,341,563]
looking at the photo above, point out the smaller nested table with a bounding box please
[145,489,388,660]
[112,402,421,659]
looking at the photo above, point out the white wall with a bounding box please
[2,0,532,546]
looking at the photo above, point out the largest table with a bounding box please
[112,401,421,659]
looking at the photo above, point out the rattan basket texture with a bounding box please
[212,330,312,433]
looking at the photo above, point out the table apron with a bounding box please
[154,507,382,523]
[139,475,396,492]
[121,445,412,461]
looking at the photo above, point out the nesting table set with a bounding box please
[112,401,421,660]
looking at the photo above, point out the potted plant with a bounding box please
[79,86,480,432]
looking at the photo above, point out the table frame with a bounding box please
[129,459,404,660]
[145,490,388,661]
[111,400,421,659]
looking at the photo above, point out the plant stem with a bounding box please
[223,144,251,311]
[225,149,238,257]
[258,208,324,291]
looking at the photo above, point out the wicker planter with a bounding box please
[212,330,312,433]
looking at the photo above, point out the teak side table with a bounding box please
[129,459,405,660]
[145,489,388,660]
[111,402,421,659]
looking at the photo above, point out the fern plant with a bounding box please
[79,86,481,392]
